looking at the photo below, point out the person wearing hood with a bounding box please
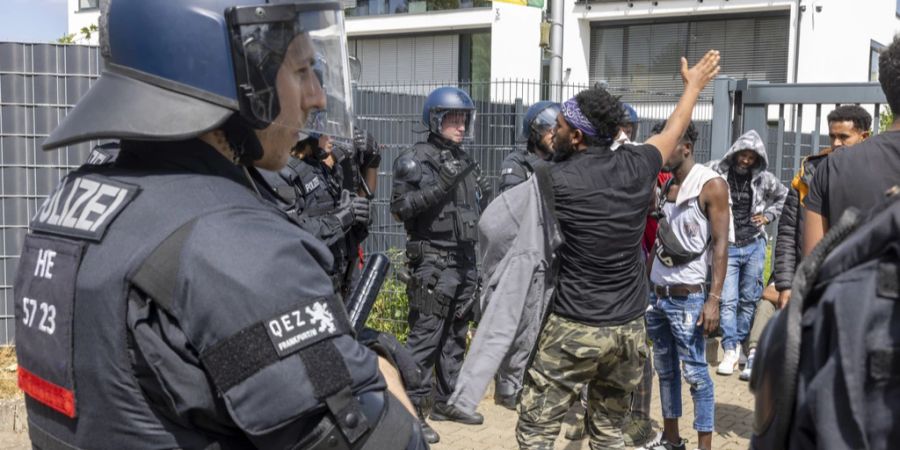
[707,130,787,376]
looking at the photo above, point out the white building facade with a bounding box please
[69,0,900,86]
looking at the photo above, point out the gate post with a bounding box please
[710,76,735,162]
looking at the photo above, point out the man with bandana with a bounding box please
[515,50,721,449]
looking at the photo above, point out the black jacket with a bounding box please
[773,153,829,291]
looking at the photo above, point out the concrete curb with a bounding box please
[0,398,27,434]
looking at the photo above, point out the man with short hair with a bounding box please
[643,120,731,450]
[803,35,900,255]
[515,50,721,449]
[745,105,872,381]
[707,130,787,375]
[391,86,491,442]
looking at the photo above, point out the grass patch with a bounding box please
[0,346,20,400]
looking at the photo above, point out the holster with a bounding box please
[407,276,453,318]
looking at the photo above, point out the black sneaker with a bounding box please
[430,402,484,425]
[642,437,687,450]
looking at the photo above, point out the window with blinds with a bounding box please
[349,35,460,85]
[589,13,790,93]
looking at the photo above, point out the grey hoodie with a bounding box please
[708,130,788,236]
[447,165,562,414]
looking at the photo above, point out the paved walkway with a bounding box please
[0,355,754,450]
[431,354,754,450]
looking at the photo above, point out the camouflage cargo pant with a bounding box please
[516,313,648,450]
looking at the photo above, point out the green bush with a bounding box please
[881,106,894,132]
[364,248,411,342]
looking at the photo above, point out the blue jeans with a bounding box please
[720,236,766,351]
[646,292,715,432]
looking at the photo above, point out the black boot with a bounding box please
[493,393,517,411]
[416,407,440,444]
[430,402,484,425]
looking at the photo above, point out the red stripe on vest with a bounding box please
[18,366,76,418]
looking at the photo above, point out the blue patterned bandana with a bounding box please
[561,97,598,138]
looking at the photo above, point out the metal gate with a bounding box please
[710,76,888,183]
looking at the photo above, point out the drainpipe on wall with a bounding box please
[548,0,564,101]
[793,0,802,83]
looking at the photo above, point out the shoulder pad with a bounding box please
[393,151,422,184]
[412,142,442,167]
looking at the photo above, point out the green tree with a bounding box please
[57,24,99,45]
[881,106,894,132]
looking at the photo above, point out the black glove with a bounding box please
[437,159,469,191]
[359,328,424,392]
[476,173,492,199]
[333,190,357,231]
[354,127,382,169]
[349,194,371,227]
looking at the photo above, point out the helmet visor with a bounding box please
[530,104,561,138]
[228,1,354,139]
[431,109,477,140]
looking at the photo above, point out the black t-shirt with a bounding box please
[551,143,663,326]
[806,131,900,225]
[729,170,758,242]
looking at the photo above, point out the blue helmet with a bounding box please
[521,101,560,142]
[622,103,638,125]
[422,87,476,139]
[44,0,353,150]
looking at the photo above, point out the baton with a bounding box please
[346,252,391,334]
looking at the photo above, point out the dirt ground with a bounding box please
[0,348,19,401]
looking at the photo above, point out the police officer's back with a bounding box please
[389,87,490,440]
[15,1,424,448]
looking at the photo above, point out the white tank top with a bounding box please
[650,196,711,286]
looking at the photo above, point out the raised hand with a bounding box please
[681,49,721,92]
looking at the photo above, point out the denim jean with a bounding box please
[720,236,766,351]
[646,292,715,432]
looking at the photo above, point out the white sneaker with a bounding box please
[717,349,740,375]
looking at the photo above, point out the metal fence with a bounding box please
[356,79,715,257]
[23,42,880,343]
[0,43,103,345]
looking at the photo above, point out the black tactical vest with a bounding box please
[406,142,481,245]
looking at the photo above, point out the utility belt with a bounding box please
[652,283,705,298]
[405,240,475,269]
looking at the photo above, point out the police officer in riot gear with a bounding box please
[498,101,559,193]
[264,133,372,298]
[15,1,426,448]
[390,86,490,442]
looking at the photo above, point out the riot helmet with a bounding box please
[43,0,354,157]
[421,87,476,140]
[521,101,560,142]
[620,103,639,141]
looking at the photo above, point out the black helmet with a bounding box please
[44,0,354,151]
[421,87,476,138]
